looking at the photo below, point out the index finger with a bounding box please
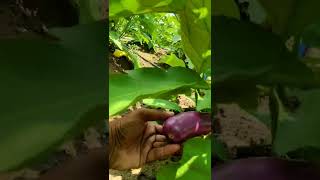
[134,108,174,122]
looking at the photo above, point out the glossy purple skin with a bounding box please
[212,157,320,180]
[162,111,211,143]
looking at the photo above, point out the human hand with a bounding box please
[109,108,181,170]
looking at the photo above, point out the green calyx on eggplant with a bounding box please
[162,111,211,143]
[212,157,320,180]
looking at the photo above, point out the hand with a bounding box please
[109,108,181,170]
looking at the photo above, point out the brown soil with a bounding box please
[215,101,272,158]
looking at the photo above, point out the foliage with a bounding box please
[109,0,211,179]
[142,98,183,112]
[109,67,209,116]
[196,90,211,112]
[213,0,320,163]
[73,0,105,24]
[110,13,184,57]
[159,54,186,67]
[109,0,211,74]
[157,137,211,180]
[0,21,107,171]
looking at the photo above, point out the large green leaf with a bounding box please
[0,21,107,172]
[259,0,320,37]
[159,54,186,68]
[287,0,320,36]
[73,0,104,24]
[142,98,182,112]
[196,90,211,111]
[157,137,211,180]
[179,0,211,73]
[212,16,316,88]
[273,89,320,155]
[258,0,294,35]
[213,137,230,161]
[301,23,320,47]
[109,67,209,116]
[213,0,240,19]
[214,83,259,111]
[109,0,187,19]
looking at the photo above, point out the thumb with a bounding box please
[134,108,174,122]
[147,144,181,162]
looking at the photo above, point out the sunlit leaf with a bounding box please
[157,137,211,180]
[142,98,182,112]
[109,67,209,116]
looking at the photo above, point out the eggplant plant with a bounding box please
[213,0,320,178]
[109,0,211,179]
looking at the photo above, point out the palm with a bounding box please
[109,109,181,170]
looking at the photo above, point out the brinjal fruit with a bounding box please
[212,157,320,180]
[162,111,211,143]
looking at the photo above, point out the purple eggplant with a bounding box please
[212,157,320,180]
[162,111,211,143]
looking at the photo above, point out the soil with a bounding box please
[215,102,271,158]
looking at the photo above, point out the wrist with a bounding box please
[109,120,121,169]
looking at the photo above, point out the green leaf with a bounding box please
[180,0,211,73]
[109,67,209,116]
[247,0,268,24]
[109,0,211,74]
[213,16,316,88]
[196,90,211,111]
[288,146,320,162]
[109,31,124,50]
[159,53,186,67]
[157,163,180,180]
[109,0,187,19]
[213,137,230,161]
[273,89,320,155]
[259,0,320,37]
[214,84,259,112]
[258,0,294,35]
[157,137,211,180]
[287,0,320,36]
[73,0,104,24]
[251,111,272,129]
[213,0,240,19]
[0,21,107,172]
[302,23,320,47]
[109,31,141,69]
[142,98,182,112]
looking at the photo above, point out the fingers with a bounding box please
[140,134,169,164]
[142,123,157,141]
[155,125,163,133]
[147,144,181,162]
[142,123,165,144]
[153,142,168,148]
[134,108,174,122]
[144,134,167,148]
